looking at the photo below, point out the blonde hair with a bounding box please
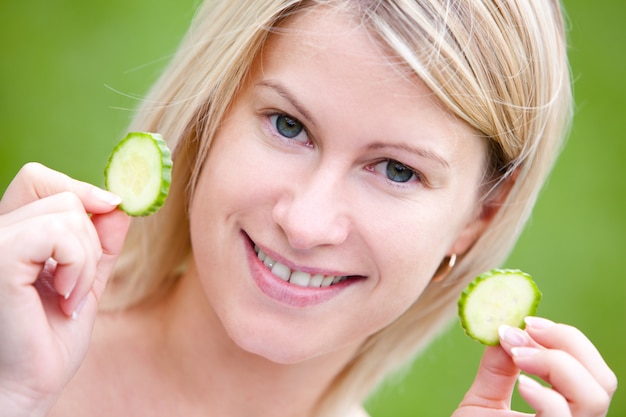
[105,0,572,415]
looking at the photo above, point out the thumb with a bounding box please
[459,345,520,410]
[56,208,131,317]
[90,209,131,301]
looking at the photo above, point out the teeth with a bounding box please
[255,247,347,288]
[309,274,324,288]
[263,255,275,269]
[289,271,311,287]
[271,262,291,281]
[321,276,335,287]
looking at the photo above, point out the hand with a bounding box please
[0,163,131,415]
[452,317,617,417]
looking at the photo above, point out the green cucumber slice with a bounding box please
[458,269,541,345]
[104,132,172,216]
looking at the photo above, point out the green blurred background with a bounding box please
[1,0,623,415]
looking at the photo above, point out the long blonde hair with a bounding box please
[105,0,572,415]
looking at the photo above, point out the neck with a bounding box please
[150,263,360,417]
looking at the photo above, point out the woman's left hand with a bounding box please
[452,317,617,417]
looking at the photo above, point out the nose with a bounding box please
[272,169,350,251]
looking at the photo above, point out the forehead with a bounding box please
[248,6,481,149]
[254,6,459,123]
[263,6,407,86]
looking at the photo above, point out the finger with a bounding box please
[0,162,121,215]
[458,345,520,410]
[512,347,612,417]
[61,208,131,317]
[42,194,104,296]
[498,324,542,353]
[91,209,131,293]
[0,190,96,228]
[517,374,572,417]
[524,317,618,396]
[0,194,104,315]
[35,212,102,316]
[0,215,96,320]
[22,212,100,286]
[52,241,92,302]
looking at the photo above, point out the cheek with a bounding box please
[362,226,436,295]
[369,205,457,267]
[363,196,475,306]
[193,136,259,212]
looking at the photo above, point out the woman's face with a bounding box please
[190,7,489,363]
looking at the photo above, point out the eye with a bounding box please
[372,160,419,183]
[269,114,308,143]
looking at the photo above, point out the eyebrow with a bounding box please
[257,80,449,169]
[368,143,450,169]
[257,80,318,127]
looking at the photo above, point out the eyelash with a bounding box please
[266,112,312,146]
[367,159,425,188]
[263,111,426,189]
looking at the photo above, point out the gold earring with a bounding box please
[431,254,457,283]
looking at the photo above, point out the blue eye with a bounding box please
[271,114,305,139]
[374,160,418,183]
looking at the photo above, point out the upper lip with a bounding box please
[245,232,365,279]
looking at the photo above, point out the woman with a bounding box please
[0,0,616,416]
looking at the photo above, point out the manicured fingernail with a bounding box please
[91,187,122,205]
[58,280,76,301]
[518,374,542,389]
[525,316,555,329]
[498,325,528,346]
[71,297,88,320]
[511,347,540,357]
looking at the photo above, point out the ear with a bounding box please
[449,170,518,256]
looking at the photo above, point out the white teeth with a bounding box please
[289,271,311,287]
[309,274,324,288]
[321,276,335,287]
[254,246,348,287]
[271,262,291,281]
[263,255,275,269]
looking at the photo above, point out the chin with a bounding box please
[223,309,362,365]
[231,327,323,365]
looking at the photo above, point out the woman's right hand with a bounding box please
[0,163,131,416]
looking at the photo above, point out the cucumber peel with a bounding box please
[458,269,541,345]
[104,132,172,216]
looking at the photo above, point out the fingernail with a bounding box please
[71,297,88,320]
[498,325,528,346]
[58,279,76,301]
[91,187,122,206]
[511,347,540,357]
[518,374,542,389]
[525,316,555,330]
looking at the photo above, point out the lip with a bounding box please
[243,232,360,308]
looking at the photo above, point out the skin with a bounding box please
[0,6,616,417]
[0,163,130,416]
[188,8,488,366]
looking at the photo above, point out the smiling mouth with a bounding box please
[253,245,362,288]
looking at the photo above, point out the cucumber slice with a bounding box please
[104,132,172,216]
[458,269,541,345]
